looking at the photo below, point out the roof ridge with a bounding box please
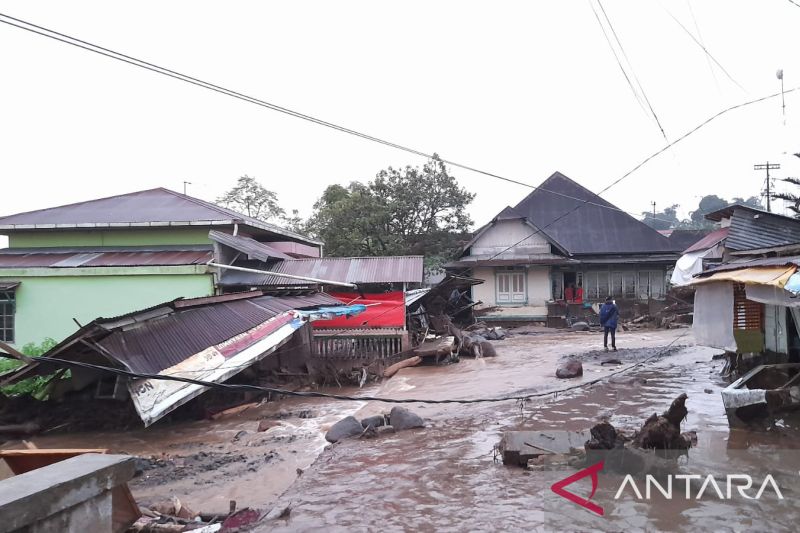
[0,187,166,222]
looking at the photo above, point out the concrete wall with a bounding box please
[9,228,213,248]
[1,271,214,348]
[470,219,550,256]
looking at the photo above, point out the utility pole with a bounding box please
[777,69,786,124]
[754,162,780,212]
[651,201,656,220]
[183,181,192,195]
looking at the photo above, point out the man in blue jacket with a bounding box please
[599,296,619,352]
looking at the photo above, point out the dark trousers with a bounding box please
[603,327,616,348]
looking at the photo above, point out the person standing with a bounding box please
[599,296,619,351]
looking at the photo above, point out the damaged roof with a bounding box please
[684,227,729,254]
[513,172,676,255]
[219,256,424,286]
[209,230,293,261]
[0,188,321,246]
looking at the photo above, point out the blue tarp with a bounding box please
[786,272,800,294]
[297,304,367,321]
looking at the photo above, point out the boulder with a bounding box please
[360,415,386,429]
[556,359,583,379]
[570,321,590,332]
[389,407,425,430]
[325,416,365,443]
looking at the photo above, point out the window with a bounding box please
[623,272,637,298]
[611,272,623,297]
[597,272,609,299]
[0,289,15,343]
[733,283,763,330]
[637,271,665,300]
[497,269,526,304]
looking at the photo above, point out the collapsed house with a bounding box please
[688,205,800,425]
[446,172,685,326]
[0,291,358,427]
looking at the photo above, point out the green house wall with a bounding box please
[9,229,214,248]
[1,271,214,349]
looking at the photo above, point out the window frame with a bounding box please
[0,289,16,343]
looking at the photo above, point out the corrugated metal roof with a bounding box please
[513,172,676,255]
[0,248,212,268]
[703,256,800,274]
[446,253,577,268]
[81,292,340,374]
[725,208,800,251]
[0,282,19,291]
[684,227,729,253]
[0,188,321,246]
[219,256,424,286]
[667,229,712,252]
[208,230,293,261]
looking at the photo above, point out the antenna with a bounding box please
[183,181,192,195]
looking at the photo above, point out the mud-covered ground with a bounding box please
[7,327,800,531]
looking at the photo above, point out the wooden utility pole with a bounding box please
[754,162,780,212]
[651,201,656,220]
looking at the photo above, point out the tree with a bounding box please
[640,204,679,230]
[771,153,800,218]
[307,155,475,270]
[689,195,728,228]
[216,175,285,222]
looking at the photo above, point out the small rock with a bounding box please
[376,425,396,435]
[600,358,622,366]
[556,359,583,379]
[361,415,386,429]
[233,430,248,442]
[704,388,713,394]
[325,416,365,443]
[389,407,425,430]
[297,410,315,419]
[570,322,590,332]
[296,468,303,476]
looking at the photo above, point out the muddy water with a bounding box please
[259,330,800,532]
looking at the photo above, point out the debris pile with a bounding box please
[131,498,284,532]
[634,393,693,450]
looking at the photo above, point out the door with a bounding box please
[497,271,526,304]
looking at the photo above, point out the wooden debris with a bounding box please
[383,356,422,378]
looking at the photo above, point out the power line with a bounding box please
[596,0,669,142]
[588,1,650,117]
[484,86,798,261]
[661,5,747,93]
[0,331,689,405]
[787,0,800,9]
[0,12,678,227]
[686,0,720,94]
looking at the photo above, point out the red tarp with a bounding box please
[313,291,406,328]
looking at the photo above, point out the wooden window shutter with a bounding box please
[732,283,763,331]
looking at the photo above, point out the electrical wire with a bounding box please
[597,0,668,142]
[660,4,747,93]
[482,86,798,262]
[0,331,690,404]
[0,11,678,227]
[686,0,720,94]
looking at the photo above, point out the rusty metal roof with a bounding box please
[0,246,212,268]
[208,230,292,261]
[725,208,800,251]
[684,227,729,253]
[219,256,424,286]
[0,188,321,246]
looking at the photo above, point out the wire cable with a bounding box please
[0,11,678,227]
[597,0,668,142]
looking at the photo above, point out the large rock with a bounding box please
[325,416,364,443]
[389,407,425,430]
[556,359,583,379]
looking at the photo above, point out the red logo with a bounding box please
[550,461,605,516]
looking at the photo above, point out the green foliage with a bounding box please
[640,204,679,230]
[217,175,285,222]
[0,337,59,399]
[306,155,475,272]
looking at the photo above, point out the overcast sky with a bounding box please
[2,1,800,239]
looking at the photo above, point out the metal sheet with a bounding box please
[208,230,293,261]
[683,227,729,253]
[219,256,424,286]
[129,313,302,426]
[0,249,212,268]
[726,208,800,251]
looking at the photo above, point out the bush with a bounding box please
[1,337,61,399]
